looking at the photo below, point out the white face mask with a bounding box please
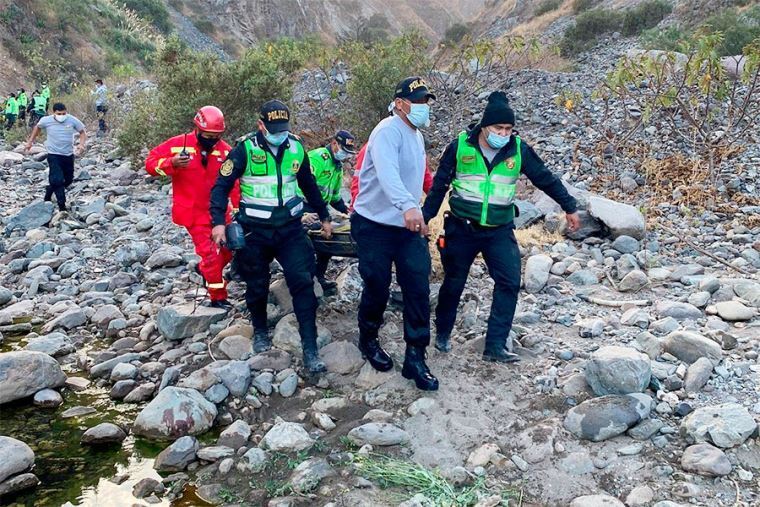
[54,114,68,123]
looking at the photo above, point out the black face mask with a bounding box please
[197,132,218,153]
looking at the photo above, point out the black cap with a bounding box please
[394,76,436,102]
[335,130,357,153]
[480,91,515,127]
[259,99,290,133]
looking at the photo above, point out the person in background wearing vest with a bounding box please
[299,129,357,294]
[92,79,108,136]
[16,88,27,123]
[4,93,18,130]
[146,106,239,309]
[24,102,87,211]
[41,83,50,112]
[28,90,46,127]
[351,76,439,391]
[210,100,333,373]
[422,91,581,362]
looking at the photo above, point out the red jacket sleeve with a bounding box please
[230,180,241,210]
[145,138,177,177]
[423,159,433,194]
[349,144,367,211]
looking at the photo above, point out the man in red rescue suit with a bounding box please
[145,106,240,309]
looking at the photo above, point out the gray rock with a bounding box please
[110,362,138,381]
[260,422,314,451]
[578,318,605,338]
[204,383,229,403]
[177,368,220,392]
[699,277,720,294]
[563,394,652,442]
[524,255,553,293]
[32,388,63,407]
[278,372,299,397]
[688,291,711,308]
[621,308,649,329]
[635,332,663,359]
[0,287,12,307]
[61,406,96,418]
[513,200,543,229]
[4,201,55,234]
[570,495,625,507]
[209,361,251,397]
[656,301,702,321]
[156,304,226,340]
[0,351,67,404]
[627,418,664,440]
[81,423,127,445]
[680,403,757,448]
[585,346,651,396]
[0,472,40,496]
[663,331,722,365]
[132,477,164,499]
[219,335,251,360]
[42,308,87,332]
[123,382,155,403]
[568,269,598,286]
[114,241,151,267]
[619,270,649,292]
[586,195,646,239]
[715,301,754,321]
[24,332,75,357]
[196,445,234,462]
[681,443,732,476]
[110,380,138,400]
[319,341,364,374]
[347,423,409,446]
[248,349,292,371]
[145,249,183,269]
[155,436,199,472]
[90,352,140,378]
[91,304,125,328]
[237,448,268,473]
[683,357,713,393]
[0,436,35,483]
[252,372,274,395]
[651,316,680,335]
[273,313,331,355]
[218,420,251,449]
[289,457,336,494]
[132,387,217,440]
[734,280,760,307]
[612,235,640,254]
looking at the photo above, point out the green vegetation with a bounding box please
[443,22,470,45]
[535,0,562,16]
[354,453,520,506]
[641,25,687,52]
[216,487,239,503]
[572,0,600,13]
[123,0,171,33]
[561,1,672,55]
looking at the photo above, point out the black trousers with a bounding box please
[96,105,108,132]
[236,220,318,341]
[351,213,431,348]
[45,154,75,210]
[435,214,521,351]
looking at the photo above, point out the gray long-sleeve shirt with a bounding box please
[353,115,425,227]
[92,85,107,107]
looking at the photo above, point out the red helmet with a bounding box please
[193,106,225,133]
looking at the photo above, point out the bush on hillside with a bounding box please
[703,6,760,56]
[621,0,673,36]
[560,9,623,56]
[572,0,600,14]
[536,0,562,16]
[444,22,470,45]
[123,0,171,34]
[641,25,688,52]
[117,36,320,164]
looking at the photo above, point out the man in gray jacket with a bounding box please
[351,76,438,391]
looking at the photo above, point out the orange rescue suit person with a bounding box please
[145,106,240,309]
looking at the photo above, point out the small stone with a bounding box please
[196,445,235,462]
[570,494,625,507]
[347,423,409,446]
[32,388,63,407]
[155,436,199,472]
[619,270,649,292]
[585,346,651,395]
[683,357,713,393]
[680,403,756,447]
[681,443,732,476]
[81,423,127,445]
[466,443,500,468]
[578,318,604,338]
[407,397,436,416]
[260,421,314,452]
[715,301,754,321]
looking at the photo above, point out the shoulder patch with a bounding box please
[321,151,330,161]
[220,159,234,176]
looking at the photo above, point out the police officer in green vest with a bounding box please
[422,91,581,363]
[210,100,333,373]
[4,93,18,130]
[298,130,357,292]
[41,83,50,111]
[17,88,27,122]
[29,90,46,126]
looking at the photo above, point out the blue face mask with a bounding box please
[334,148,349,161]
[486,130,510,149]
[405,102,430,129]
[265,130,288,146]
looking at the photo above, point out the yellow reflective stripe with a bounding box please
[207,282,226,289]
[170,147,197,154]
[155,158,167,176]
[211,150,221,156]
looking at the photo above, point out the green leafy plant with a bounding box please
[535,0,562,16]
[641,25,688,52]
[216,487,239,503]
[561,9,623,56]
[703,6,760,56]
[621,0,673,36]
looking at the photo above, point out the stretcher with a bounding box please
[306,222,358,257]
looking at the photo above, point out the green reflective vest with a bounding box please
[17,92,27,108]
[32,96,46,114]
[5,97,18,115]
[41,86,50,100]
[297,147,342,204]
[450,131,522,227]
[240,136,306,224]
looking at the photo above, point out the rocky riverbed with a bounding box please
[1,40,759,507]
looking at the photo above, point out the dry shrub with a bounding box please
[515,223,564,247]
[427,198,450,277]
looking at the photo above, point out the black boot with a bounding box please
[252,328,271,354]
[317,276,337,296]
[434,331,451,353]
[358,336,393,372]
[302,338,326,374]
[482,346,521,363]
[402,345,439,391]
[207,299,233,310]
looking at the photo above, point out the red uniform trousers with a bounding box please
[187,224,232,301]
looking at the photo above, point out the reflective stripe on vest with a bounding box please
[33,96,46,113]
[241,137,304,219]
[450,131,521,226]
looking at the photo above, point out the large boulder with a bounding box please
[347,423,410,446]
[154,436,199,472]
[524,255,553,293]
[260,421,314,452]
[156,304,227,340]
[132,387,217,440]
[585,346,651,396]
[680,403,757,448]
[681,444,732,477]
[272,313,332,355]
[4,201,55,234]
[655,301,702,321]
[663,331,722,365]
[586,195,646,240]
[513,199,543,229]
[0,351,67,404]
[23,332,75,357]
[319,341,364,374]
[81,423,128,445]
[0,436,34,483]
[563,394,652,442]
